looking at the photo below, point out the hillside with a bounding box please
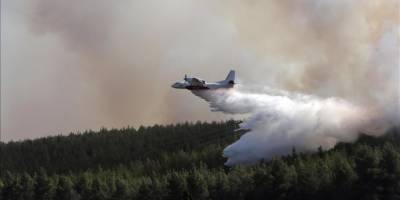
[0,121,399,200]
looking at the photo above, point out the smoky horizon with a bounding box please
[1,0,399,142]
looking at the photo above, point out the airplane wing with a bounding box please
[190,78,204,86]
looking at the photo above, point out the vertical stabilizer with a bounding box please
[225,70,235,84]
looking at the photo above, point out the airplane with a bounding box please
[172,70,235,90]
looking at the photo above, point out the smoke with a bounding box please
[193,86,387,165]
[2,0,399,141]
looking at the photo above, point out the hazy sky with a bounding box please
[1,0,398,141]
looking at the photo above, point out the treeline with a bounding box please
[0,121,399,200]
[0,120,239,175]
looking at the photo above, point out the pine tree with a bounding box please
[186,170,209,200]
[210,172,229,200]
[34,170,53,200]
[20,173,34,200]
[55,176,73,200]
[112,179,129,200]
[1,172,23,200]
[0,177,3,200]
[136,183,153,200]
[75,174,92,200]
[166,173,188,200]
[89,178,108,200]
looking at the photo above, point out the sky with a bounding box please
[1,0,399,141]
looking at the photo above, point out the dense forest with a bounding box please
[0,120,399,200]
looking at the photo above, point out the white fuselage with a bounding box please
[171,81,233,90]
[172,70,235,90]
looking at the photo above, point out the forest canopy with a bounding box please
[0,121,399,200]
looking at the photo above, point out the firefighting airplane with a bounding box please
[172,70,235,90]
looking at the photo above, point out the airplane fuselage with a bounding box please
[172,71,235,90]
[172,82,233,90]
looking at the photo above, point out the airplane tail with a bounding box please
[225,70,235,84]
